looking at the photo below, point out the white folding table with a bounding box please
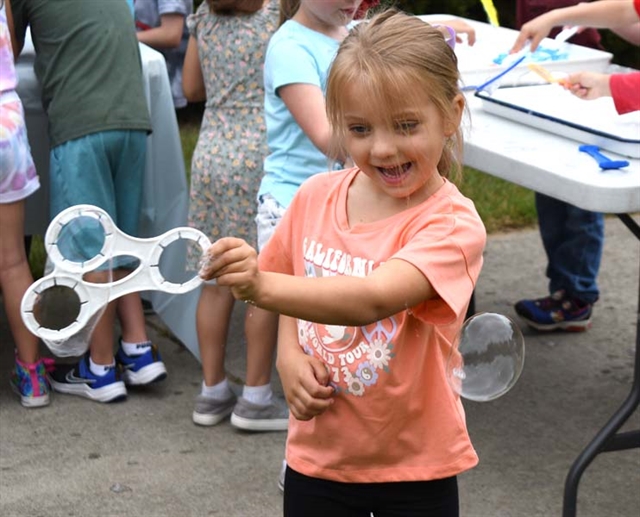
[464,91,640,517]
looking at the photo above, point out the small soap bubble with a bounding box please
[446,312,525,402]
[198,251,217,278]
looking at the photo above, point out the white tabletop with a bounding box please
[419,14,640,214]
[464,93,640,213]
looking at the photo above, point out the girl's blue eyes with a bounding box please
[349,125,368,134]
[397,121,418,132]
[348,122,419,134]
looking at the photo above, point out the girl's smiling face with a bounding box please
[342,81,463,205]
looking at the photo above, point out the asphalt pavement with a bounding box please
[1,217,639,517]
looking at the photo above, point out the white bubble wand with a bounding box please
[21,204,210,356]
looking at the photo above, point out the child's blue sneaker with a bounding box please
[10,356,52,408]
[49,355,127,402]
[115,341,167,386]
[514,289,593,332]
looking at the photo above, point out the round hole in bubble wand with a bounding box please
[446,312,525,402]
[20,204,211,357]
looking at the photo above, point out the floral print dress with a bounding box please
[187,0,278,249]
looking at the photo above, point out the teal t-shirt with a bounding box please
[259,20,340,209]
[12,0,151,148]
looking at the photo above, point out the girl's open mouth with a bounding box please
[377,163,412,184]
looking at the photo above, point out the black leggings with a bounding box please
[283,466,459,517]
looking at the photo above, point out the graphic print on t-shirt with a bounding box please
[299,238,399,397]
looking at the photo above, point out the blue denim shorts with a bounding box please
[49,130,146,234]
[49,130,146,268]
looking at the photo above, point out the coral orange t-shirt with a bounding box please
[259,168,486,483]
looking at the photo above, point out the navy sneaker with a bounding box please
[514,289,593,332]
[115,341,167,386]
[49,355,127,403]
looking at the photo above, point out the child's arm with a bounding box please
[136,13,185,49]
[566,70,640,114]
[276,315,334,421]
[5,0,20,59]
[611,21,640,45]
[565,71,612,100]
[182,36,206,102]
[433,18,476,45]
[511,0,640,52]
[279,83,342,161]
[200,237,437,326]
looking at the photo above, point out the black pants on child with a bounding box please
[283,466,459,517]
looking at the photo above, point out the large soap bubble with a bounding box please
[447,312,525,402]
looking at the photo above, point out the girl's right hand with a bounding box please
[199,237,261,303]
[277,349,335,421]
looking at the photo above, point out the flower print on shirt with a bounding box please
[297,239,398,398]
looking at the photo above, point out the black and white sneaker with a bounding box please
[49,355,127,403]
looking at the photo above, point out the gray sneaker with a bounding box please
[230,395,289,431]
[192,393,236,426]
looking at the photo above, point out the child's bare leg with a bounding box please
[84,271,117,365]
[197,283,235,386]
[0,200,40,362]
[116,289,148,344]
[231,306,287,431]
[244,305,278,387]
[192,284,236,426]
[113,271,166,386]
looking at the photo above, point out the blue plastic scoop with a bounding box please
[578,145,630,170]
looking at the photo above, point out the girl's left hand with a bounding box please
[199,237,261,303]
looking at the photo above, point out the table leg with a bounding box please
[562,214,640,517]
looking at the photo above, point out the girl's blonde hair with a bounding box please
[207,0,265,15]
[326,9,465,180]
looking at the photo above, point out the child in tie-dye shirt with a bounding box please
[0,0,48,408]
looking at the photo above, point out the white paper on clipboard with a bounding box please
[476,84,640,158]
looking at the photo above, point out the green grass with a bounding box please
[458,168,537,234]
[28,119,537,279]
